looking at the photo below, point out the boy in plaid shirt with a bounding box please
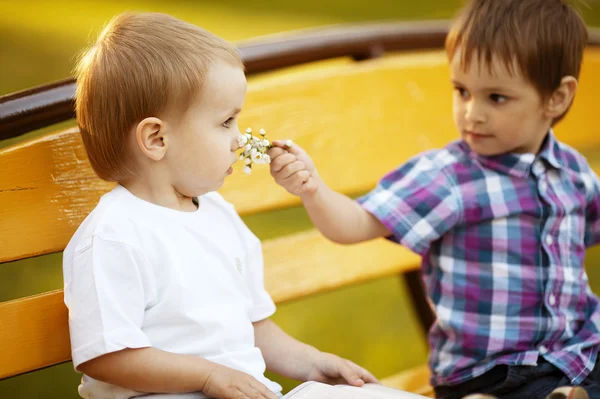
[268,0,600,397]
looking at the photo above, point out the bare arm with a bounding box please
[302,175,391,244]
[268,141,391,244]
[78,347,278,399]
[253,318,377,385]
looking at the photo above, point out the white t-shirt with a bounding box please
[63,185,282,399]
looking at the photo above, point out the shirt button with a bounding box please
[545,235,554,245]
[539,181,547,191]
[235,257,242,273]
[539,345,548,354]
[548,295,556,306]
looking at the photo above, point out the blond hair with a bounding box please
[74,12,243,181]
[446,0,587,122]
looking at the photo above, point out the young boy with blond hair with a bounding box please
[63,12,377,399]
[268,0,600,398]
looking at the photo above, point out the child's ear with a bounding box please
[545,76,578,120]
[135,117,168,161]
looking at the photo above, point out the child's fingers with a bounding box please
[348,361,379,384]
[337,361,365,387]
[266,146,287,160]
[269,153,297,173]
[278,161,306,180]
[282,170,309,194]
[270,139,293,149]
[248,382,279,399]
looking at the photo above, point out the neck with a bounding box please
[120,176,197,212]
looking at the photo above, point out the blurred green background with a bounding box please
[2,0,600,398]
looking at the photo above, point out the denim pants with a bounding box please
[434,358,600,399]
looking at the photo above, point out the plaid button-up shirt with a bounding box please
[359,131,600,386]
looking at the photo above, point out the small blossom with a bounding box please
[237,135,248,147]
[252,152,263,163]
[237,127,273,176]
[285,139,294,148]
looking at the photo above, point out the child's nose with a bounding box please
[465,101,486,123]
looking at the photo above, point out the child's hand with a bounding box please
[202,364,279,399]
[305,352,379,387]
[268,140,319,198]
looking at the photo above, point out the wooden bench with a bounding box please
[2,22,600,398]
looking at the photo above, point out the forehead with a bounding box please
[450,48,528,89]
[196,61,247,112]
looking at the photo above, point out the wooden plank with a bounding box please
[3,49,600,263]
[0,290,71,379]
[0,229,420,379]
[263,230,420,303]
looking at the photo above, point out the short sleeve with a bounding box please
[357,155,463,256]
[64,236,155,369]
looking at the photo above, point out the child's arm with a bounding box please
[253,318,378,385]
[78,347,279,399]
[268,141,391,244]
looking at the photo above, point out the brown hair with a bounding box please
[74,12,243,181]
[446,0,588,114]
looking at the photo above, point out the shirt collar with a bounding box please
[461,129,562,178]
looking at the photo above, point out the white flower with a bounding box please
[285,139,294,148]
[252,152,263,163]
[237,135,248,148]
[238,127,272,175]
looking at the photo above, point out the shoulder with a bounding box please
[555,141,594,174]
[64,186,148,255]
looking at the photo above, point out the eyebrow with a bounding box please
[450,79,513,94]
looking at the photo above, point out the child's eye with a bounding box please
[490,94,508,103]
[223,117,234,128]
[454,87,469,98]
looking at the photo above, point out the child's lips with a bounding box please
[466,130,492,139]
[226,166,233,175]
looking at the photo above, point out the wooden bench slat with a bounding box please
[264,229,420,303]
[0,228,420,379]
[0,290,71,379]
[3,50,600,263]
